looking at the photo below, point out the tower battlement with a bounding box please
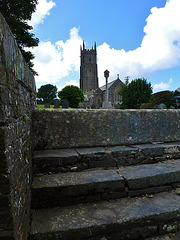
[80,41,98,93]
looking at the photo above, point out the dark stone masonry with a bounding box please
[0,13,36,240]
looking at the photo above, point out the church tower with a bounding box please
[80,41,99,93]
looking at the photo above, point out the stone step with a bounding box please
[31,160,180,209]
[30,191,180,240]
[145,232,180,240]
[32,142,180,174]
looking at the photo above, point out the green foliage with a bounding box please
[37,84,57,102]
[118,78,152,109]
[141,91,176,109]
[23,114,31,122]
[0,0,39,75]
[58,85,84,108]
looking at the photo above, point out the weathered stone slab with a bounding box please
[32,160,180,209]
[34,149,79,159]
[145,232,180,240]
[118,160,180,190]
[133,142,180,163]
[128,185,172,197]
[32,109,180,149]
[76,147,116,168]
[76,147,105,156]
[32,169,125,209]
[30,192,180,240]
[105,145,138,155]
[33,143,180,174]
[105,145,139,166]
[132,143,165,157]
[33,149,80,173]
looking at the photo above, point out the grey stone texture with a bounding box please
[0,13,36,240]
[32,142,180,173]
[146,232,180,240]
[32,169,125,209]
[32,109,180,150]
[30,191,180,240]
[31,159,180,209]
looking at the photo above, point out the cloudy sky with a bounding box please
[29,0,180,92]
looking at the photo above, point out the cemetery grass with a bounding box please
[37,104,55,109]
[37,105,72,109]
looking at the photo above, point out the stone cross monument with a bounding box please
[102,70,114,109]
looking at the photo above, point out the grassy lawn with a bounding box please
[37,104,72,109]
[37,104,57,109]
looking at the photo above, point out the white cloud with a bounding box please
[153,78,173,91]
[97,0,180,86]
[31,27,83,86]
[31,0,180,91]
[29,0,56,28]
[58,80,79,91]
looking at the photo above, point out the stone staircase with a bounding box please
[30,142,180,240]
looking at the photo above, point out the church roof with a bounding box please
[174,87,180,98]
[99,77,124,92]
[99,79,117,91]
[176,87,180,93]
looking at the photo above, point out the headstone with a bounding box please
[154,103,167,109]
[53,99,60,108]
[102,101,114,109]
[44,103,50,108]
[62,99,69,109]
[79,102,87,109]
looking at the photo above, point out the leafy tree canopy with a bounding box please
[0,0,39,75]
[37,84,58,102]
[58,85,84,108]
[141,90,176,109]
[118,78,152,109]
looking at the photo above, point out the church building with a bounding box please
[80,41,124,108]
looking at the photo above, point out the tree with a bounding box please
[141,91,176,109]
[118,78,152,109]
[58,85,84,108]
[37,84,57,102]
[0,0,39,75]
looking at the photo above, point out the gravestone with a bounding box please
[44,103,50,108]
[154,103,167,109]
[54,99,60,108]
[79,102,87,109]
[62,99,69,109]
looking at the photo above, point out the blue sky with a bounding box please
[29,0,180,93]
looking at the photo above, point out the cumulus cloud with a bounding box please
[153,78,173,91]
[97,0,180,86]
[31,0,180,91]
[31,27,83,85]
[58,80,79,91]
[29,0,56,28]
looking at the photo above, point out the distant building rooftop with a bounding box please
[175,87,180,93]
[99,79,117,91]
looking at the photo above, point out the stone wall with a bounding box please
[32,109,180,149]
[0,13,36,239]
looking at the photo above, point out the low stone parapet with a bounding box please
[32,109,180,149]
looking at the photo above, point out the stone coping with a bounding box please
[32,109,180,149]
